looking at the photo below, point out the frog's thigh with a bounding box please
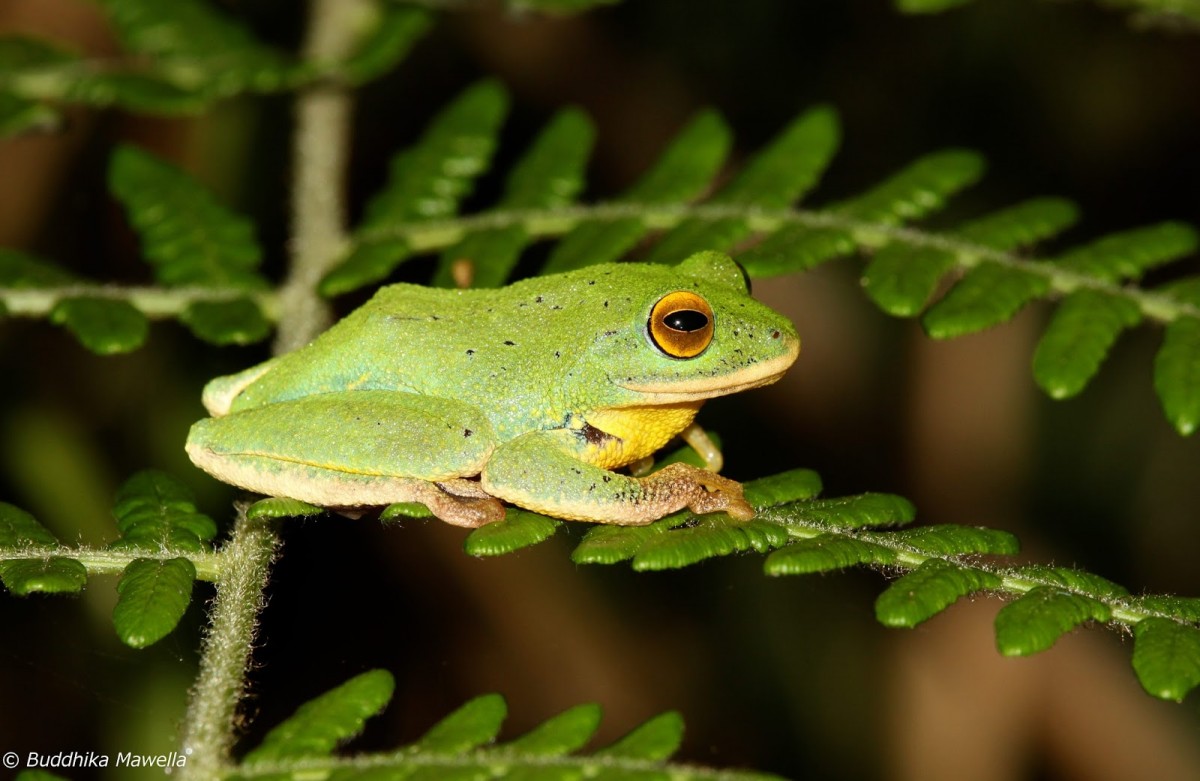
[480,429,753,525]
[187,390,497,509]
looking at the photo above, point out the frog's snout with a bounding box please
[767,322,801,369]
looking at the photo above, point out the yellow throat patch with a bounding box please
[581,401,703,470]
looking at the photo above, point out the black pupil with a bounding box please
[664,309,709,332]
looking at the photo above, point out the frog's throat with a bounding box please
[615,340,798,402]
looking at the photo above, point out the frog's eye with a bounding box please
[648,291,714,358]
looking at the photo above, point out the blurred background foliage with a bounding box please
[1,1,1199,779]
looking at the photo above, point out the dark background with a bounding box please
[1,1,1200,779]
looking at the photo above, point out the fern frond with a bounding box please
[321,80,511,295]
[1,471,226,647]
[432,107,595,288]
[0,2,430,132]
[1154,317,1200,435]
[542,110,732,274]
[1032,290,1143,399]
[1132,618,1200,701]
[109,146,267,290]
[99,0,300,94]
[740,148,984,276]
[0,502,59,548]
[2,250,155,353]
[0,557,87,596]
[0,37,74,133]
[994,586,1111,655]
[893,0,1200,30]
[107,471,218,647]
[450,461,1200,702]
[921,263,1051,338]
[645,105,839,264]
[1,147,275,349]
[0,502,85,595]
[464,509,562,557]
[236,673,777,781]
[110,470,218,552]
[247,498,325,522]
[49,297,149,355]
[112,557,198,648]
[244,670,396,763]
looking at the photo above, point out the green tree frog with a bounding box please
[186,251,799,527]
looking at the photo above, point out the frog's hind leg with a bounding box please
[186,390,504,527]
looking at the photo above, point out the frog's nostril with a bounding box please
[771,330,780,339]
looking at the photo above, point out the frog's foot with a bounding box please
[641,462,753,521]
[422,481,505,528]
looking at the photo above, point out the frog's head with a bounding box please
[590,251,799,406]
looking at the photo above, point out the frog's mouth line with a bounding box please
[615,340,799,402]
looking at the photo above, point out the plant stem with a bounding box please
[178,0,366,774]
[178,508,279,780]
[0,546,223,581]
[274,0,369,354]
[0,285,277,320]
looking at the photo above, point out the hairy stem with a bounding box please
[178,0,367,774]
[273,0,369,353]
[178,508,279,780]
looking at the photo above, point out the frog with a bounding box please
[185,250,799,528]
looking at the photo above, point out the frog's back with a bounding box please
[226,279,600,432]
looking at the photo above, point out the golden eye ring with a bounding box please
[648,290,714,358]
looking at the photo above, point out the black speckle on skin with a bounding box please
[602,475,611,483]
[588,280,595,286]
[464,429,473,437]
[551,305,562,311]
[535,296,543,303]
[504,340,516,346]
[588,483,596,492]
[603,300,609,308]
[603,330,617,337]
[554,350,561,358]
[466,349,475,356]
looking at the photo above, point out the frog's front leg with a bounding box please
[186,390,505,527]
[480,429,754,525]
